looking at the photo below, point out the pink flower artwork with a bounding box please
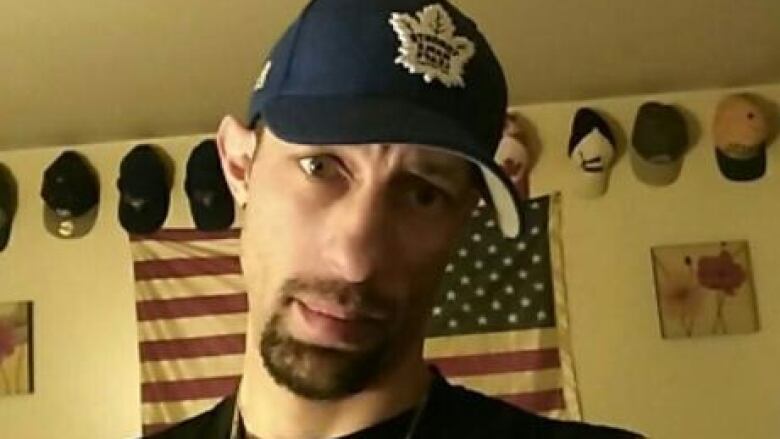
[0,301,33,396]
[651,241,758,339]
[0,320,18,362]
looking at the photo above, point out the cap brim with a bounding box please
[188,196,236,231]
[43,205,98,239]
[715,147,766,182]
[571,170,608,198]
[0,226,9,251]
[119,197,170,235]
[630,148,683,186]
[261,95,524,238]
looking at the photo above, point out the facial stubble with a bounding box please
[258,279,400,400]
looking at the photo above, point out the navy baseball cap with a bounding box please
[40,151,100,239]
[117,144,171,234]
[185,139,235,231]
[0,163,16,251]
[247,0,523,237]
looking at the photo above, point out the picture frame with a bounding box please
[0,301,33,395]
[651,241,759,339]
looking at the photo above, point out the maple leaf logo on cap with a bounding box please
[389,3,475,88]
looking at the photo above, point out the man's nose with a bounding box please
[322,189,388,284]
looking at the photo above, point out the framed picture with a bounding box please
[0,301,33,395]
[651,241,759,339]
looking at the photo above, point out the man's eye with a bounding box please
[407,181,451,209]
[298,156,342,179]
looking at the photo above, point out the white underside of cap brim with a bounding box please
[478,163,520,238]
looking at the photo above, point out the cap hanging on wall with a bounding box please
[185,139,235,231]
[630,102,689,186]
[0,164,17,251]
[117,144,171,234]
[567,107,616,198]
[495,113,531,200]
[40,151,100,239]
[713,93,771,182]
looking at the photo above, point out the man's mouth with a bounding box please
[289,298,385,349]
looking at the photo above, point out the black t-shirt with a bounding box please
[146,372,642,439]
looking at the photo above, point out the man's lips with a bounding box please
[290,298,386,348]
[294,296,387,322]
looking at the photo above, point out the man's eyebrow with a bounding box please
[404,159,474,189]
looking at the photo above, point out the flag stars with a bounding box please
[489,272,500,282]
[460,276,471,285]
[445,263,454,273]
[533,282,545,292]
[487,245,498,254]
[530,201,541,210]
[484,219,496,229]
[530,226,540,236]
[474,260,484,270]
[461,302,472,313]
[471,208,481,218]
[516,241,527,252]
[432,306,442,317]
[518,270,529,279]
[503,256,513,266]
[471,233,482,243]
[508,313,519,324]
[477,315,488,326]
[531,254,542,264]
[491,300,502,311]
[458,248,469,258]
[504,285,515,295]
[521,297,531,308]
[448,319,458,328]
[446,290,457,301]
[474,287,486,297]
[537,310,547,321]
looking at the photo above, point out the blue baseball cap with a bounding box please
[247,0,523,237]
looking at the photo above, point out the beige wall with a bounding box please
[521,82,780,439]
[0,134,211,438]
[0,82,778,438]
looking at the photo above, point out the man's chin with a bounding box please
[259,320,389,400]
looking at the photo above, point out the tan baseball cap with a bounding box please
[713,93,771,182]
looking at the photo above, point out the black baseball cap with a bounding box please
[185,139,235,231]
[630,102,689,186]
[0,164,16,251]
[40,151,100,239]
[247,0,523,237]
[117,144,171,234]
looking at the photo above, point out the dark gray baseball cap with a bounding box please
[630,102,689,186]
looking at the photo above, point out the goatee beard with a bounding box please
[259,313,389,400]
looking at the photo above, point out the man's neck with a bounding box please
[237,344,431,439]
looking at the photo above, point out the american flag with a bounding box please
[131,229,246,436]
[130,193,579,436]
[423,194,580,419]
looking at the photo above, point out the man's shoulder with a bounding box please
[427,376,642,438]
[143,395,235,439]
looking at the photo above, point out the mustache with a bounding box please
[279,277,392,320]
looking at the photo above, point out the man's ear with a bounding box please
[216,115,257,207]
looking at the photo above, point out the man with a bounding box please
[151,0,641,437]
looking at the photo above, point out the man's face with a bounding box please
[240,128,478,400]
